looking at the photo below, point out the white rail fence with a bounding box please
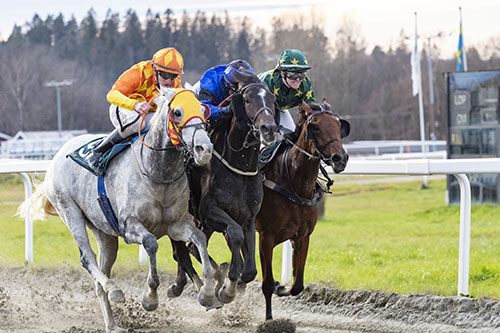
[2,157,500,297]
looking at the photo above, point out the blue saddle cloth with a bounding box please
[66,136,134,176]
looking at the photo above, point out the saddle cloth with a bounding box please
[66,136,133,176]
[258,140,284,168]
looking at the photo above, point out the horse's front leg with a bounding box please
[124,224,160,311]
[259,230,277,321]
[289,236,310,296]
[205,207,244,304]
[240,220,258,284]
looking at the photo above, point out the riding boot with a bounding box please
[86,129,124,175]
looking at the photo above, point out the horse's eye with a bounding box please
[311,124,320,131]
[244,98,250,104]
[174,109,182,117]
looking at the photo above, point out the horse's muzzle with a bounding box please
[259,124,279,146]
[193,142,213,166]
[330,153,349,173]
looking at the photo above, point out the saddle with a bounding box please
[67,135,138,176]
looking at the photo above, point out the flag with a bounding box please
[411,13,421,96]
[456,7,467,71]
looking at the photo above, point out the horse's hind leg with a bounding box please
[168,239,202,297]
[57,207,124,331]
[88,225,126,332]
[169,221,217,308]
[123,223,160,311]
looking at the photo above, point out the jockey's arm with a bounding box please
[198,87,227,121]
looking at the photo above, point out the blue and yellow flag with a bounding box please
[456,8,465,71]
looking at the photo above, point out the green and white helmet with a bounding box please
[277,49,311,72]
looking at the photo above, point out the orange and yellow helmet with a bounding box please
[152,47,184,74]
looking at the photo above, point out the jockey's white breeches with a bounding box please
[280,109,296,133]
[109,105,154,138]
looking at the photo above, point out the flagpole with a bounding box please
[459,7,468,71]
[414,12,428,188]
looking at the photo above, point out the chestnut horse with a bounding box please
[256,102,350,320]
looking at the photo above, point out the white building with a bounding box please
[0,130,88,159]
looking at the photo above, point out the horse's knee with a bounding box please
[142,233,158,255]
[227,226,244,249]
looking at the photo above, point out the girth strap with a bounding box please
[263,178,323,206]
[97,175,122,236]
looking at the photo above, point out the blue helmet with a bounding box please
[223,60,253,87]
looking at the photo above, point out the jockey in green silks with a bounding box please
[258,49,316,134]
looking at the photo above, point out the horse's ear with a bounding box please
[230,93,248,129]
[301,101,312,115]
[161,87,176,103]
[340,118,351,138]
[322,98,331,110]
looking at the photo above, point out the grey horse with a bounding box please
[18,88,216,332]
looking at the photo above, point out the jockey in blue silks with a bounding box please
[194,59,253,121]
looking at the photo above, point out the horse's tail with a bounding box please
[16,181,58,221]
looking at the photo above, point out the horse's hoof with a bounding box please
[205,298,224,311]
[167,284,182,298]
[198,291,216,308]
[108,289,125,303]
[274,285,290,297]
[142,299,158,311]
[218,286,235,304]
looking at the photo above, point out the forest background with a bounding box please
[2,8,500,141]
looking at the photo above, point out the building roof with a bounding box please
[11,130,88,141]
[0,132,12,141]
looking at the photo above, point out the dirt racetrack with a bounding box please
[1,266,500,333]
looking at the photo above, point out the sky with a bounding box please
[1,0,500,57]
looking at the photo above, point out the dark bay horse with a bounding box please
[256,102,350,320]
[18,88,217,332]
[168,69,280,305]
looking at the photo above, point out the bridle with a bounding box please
[226,82,276,152]
[285,108,344,164]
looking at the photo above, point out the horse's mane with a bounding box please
[233,68,262,86]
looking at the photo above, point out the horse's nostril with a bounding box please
[195,146,204,155]
[332,154,341,162]
[260,125,270,135]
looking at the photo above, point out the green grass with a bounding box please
[2,174,500,299]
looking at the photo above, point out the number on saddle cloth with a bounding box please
[67,133,145,176]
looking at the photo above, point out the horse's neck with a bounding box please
[138,120,183,179]
[218,120,259,170]
[285,126,320,194]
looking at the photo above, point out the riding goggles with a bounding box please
[158,71,179,80]
[285,71,306,81]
